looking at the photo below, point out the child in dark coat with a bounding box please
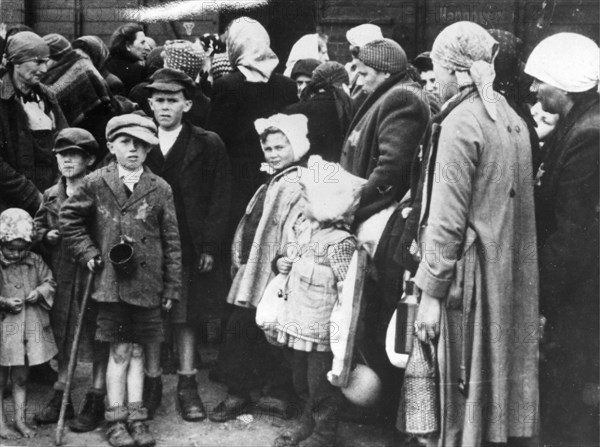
[34,128,109,431]
[60,114,182,447]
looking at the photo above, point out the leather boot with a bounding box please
[68,388,106,432]
[209,393,251,423]
[35,388,74,424]
[176,373,206,421]
[143,375,162,419]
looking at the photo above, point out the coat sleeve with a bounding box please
[58,178,100,265]
[0,150,42,215]
[413,110,482,299]
[540,125,600,298]
[196,134,232,256]
[356,89,429,222]
[159,186,182,302]
[204,78,232,140]
[33,254,57,311]
[33,191,51,243]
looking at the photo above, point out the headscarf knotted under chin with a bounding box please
[254,113,310,162]
[226,18,279,83]
[431,21,499,120]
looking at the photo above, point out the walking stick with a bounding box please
[55,261,101,446]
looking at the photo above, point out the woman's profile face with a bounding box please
[432,61,457,101]
[127,31,151,61]
[13,58,48,87]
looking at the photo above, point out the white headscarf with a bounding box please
[525,32,600,93]
[254,113,310,162]
[226,18,279,83]
[284,34,321,77]
[346,24,383,48]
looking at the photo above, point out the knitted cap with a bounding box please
[43,33,71,60]
[0,208,34,243]
[358,38,407,74]
[5,31,49,64]
[106,114,158,146]
[163,39,206,80]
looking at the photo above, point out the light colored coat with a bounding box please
[412,90,539,444]
[0,252,58,366]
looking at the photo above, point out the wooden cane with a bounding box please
[55,263,100,446]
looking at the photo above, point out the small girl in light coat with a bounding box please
[268,157,365,447]
[0,208,57,439]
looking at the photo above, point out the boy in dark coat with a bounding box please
[60,114,182,447]
[143,68,231,421]
[34,128,109,431]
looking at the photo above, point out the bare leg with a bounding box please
[57,362,68,386]
[144,343,161,377]
[12,366,34,438]
[127,344,144,404]
[0,367,19,439]
[176,326,196,374]
[106,343,131,409]
[92,359,107,390]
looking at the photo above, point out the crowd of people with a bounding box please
[0,14,597,447]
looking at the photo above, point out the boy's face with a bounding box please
[107,134,152,170]
[1,239,30,262]
[149,91,192,131]
[261,132,295,171]
[56,149,94,179]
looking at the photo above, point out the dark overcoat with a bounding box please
[340,74,430,224]
[0,70,67,215]
[59,162,182,308]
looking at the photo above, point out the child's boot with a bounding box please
[143,372,162,419]
[176,370,206,421]
[105,405,135,447]
[35,382,74,424]
[273,405,315,447]
[68,387,105,432]
[127,402,155,447]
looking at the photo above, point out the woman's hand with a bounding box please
[25,290,40,304]
[415,291,441,342]
[45,229,61,245]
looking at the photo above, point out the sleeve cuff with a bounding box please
[414,262,452,299]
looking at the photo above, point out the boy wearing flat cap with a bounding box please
[60,114,182,447]
[143,68,231,422]
[35,128,111,431]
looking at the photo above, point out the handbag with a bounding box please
[402,336,439,436]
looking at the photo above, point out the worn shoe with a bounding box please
[143,376,162,419]
[106,421,135,447]
[273,418,315,447]
[35,389,74,424]
[208,394,251,422]
[256,395,295,420]
[176,374,206,421]
[128,421,155,447]
[68,388,106,432]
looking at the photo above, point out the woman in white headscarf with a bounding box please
[525,32,599,445]
[398,22,539,445]
[284,33,329,78]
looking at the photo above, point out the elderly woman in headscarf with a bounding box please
[0,31,67,216]
[41,34,116,163]
[205,17,297,241]
[284,61,353,162]
[283,33,329,78]
[72,35,125,96]
[525,33,599,445]
[397,22,539,445]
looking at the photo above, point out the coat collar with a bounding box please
[43,177,68,214]
[102,162,158,209]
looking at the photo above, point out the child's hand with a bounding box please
[1,297,23,314]
[276,257,293,274]
[162,298,172,312]
[197,253,214,273]
[45,229,61,245]
[25,290,40,304]
[86,256,103,272]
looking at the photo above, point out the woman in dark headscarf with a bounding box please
[0,31,67,216]
[41,33,116,162]
[72,35,125,96]
[284,61,353,162]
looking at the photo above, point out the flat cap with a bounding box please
[145,67,195,95]
[54,128,99,156]
[105,114,158,146]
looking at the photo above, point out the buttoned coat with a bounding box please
[340,74,430,224]
[0,252,58,366]
[59,162,182,308]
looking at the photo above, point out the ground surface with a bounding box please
[2,347,399,447]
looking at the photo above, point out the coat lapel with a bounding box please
[124,168,157,208]
[102,163,129,208]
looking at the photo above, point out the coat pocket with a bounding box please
[446,227,478,310]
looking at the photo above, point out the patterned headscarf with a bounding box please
[163,40,206,80]
[0,208,34,243]
[227,18,279,83]
[431,21,499,120]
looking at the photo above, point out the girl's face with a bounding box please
[261,131,295,171]
[1,239,30,262]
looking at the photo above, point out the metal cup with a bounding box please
[108,237,136,277]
